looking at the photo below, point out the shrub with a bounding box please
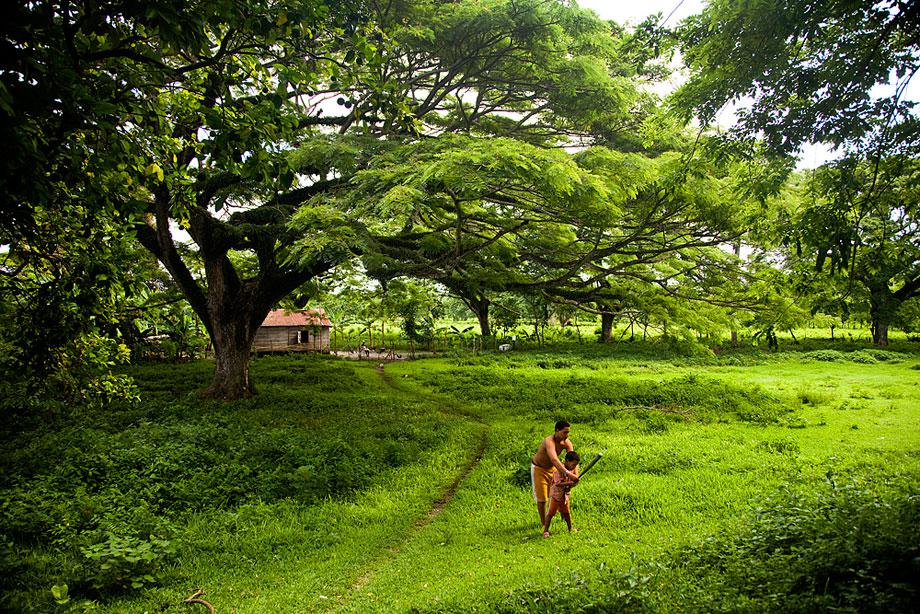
[77,533,176,593]
[851,351,879,364]
[796,388,835,406]
[804,350,847,362]
[758,438,800,455]
[860,349,904,362]
[669,480,920,612]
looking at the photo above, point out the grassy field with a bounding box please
[2,345,918,612]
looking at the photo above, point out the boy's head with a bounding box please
[564,450,580,468]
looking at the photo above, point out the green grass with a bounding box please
[330,354,920,612]
[2,348,918,612]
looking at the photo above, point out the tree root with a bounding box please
[185,589,215,614]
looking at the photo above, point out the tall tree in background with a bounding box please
[789,155,920,344]
[673,0,920,345]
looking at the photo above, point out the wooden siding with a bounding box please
[252,326,330,353]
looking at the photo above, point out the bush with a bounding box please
[851,351,879,364]
[804,350,847,362]
[670,479,920,612]
[803,348,907,364]
[860,349,904,362]
[77,533,176,593]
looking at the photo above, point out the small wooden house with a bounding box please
[252,308,331,353]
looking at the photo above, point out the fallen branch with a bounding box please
[185,589,215,614]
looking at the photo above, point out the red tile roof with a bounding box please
[260,308,331,327]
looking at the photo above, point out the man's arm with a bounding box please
[545,436,567,473]
[546,437,578,481]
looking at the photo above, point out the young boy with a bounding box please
[542,450,579,537]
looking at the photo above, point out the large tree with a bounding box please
[2,0,341,399]
[6,0,666,398]
[354,110,768,340]
[291,0,669,340]
[787,154,920,345]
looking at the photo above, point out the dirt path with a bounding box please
[345,365,490,596]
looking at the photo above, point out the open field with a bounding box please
[2,346,918,612]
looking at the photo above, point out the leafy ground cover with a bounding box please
[2,346,918,612]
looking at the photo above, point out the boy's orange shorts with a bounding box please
[531,464,554,502]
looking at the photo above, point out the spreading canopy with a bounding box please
[673,0,920,155]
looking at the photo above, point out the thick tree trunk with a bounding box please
[136,187,338,401]
[203,338,254,399]
[600,312,614,343]
[872,320,889,346]
[869,285,896,347]
[471,298,491,337]
[201,310,260,399]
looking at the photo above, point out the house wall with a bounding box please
[252,326,330,353]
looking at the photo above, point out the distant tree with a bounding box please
[787,155,920,345]
[386,280,442,353]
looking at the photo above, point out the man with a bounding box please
[531,420,578,526]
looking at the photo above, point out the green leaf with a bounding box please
[51,584,69,603]
[144,163,164,182]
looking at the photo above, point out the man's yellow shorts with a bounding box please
[531,463,555,503]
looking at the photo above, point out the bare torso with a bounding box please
[532,435,573,469]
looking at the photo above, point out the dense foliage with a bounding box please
[0,357,472,610]
[2,1,919,610]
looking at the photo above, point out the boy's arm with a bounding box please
[561,466,580,488]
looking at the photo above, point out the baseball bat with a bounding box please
[577,452,603,478]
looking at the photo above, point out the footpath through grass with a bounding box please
[2,346,918,612]
[336,350,919,612]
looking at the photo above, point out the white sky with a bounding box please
[576,0,704,27]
